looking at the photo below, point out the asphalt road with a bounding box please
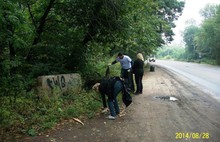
[154,60,220,100]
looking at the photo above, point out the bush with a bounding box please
[0,84,104,141]
[0,43,122,141]
[200,58,218,65]
[81,44,121,89]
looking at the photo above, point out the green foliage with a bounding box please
[0,0,185,83]
[27,128,36,136]
[157,45,185,60]
[0,0,185,140]
[200,58,218,65]
[181,4,220,64]
[183,25,200,59]
[62,90,102,120]
[81,43,121,83]
[200,4,219,19]
[0,88,103,140]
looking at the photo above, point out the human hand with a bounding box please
[108,63,112,66]
[101,107,109,113]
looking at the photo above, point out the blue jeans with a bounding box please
[108,81,123,116]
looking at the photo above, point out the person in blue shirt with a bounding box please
[109,53,134,91]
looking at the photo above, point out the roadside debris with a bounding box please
[73,118,84,125]
[119,107,126,117]
[155,96,178,101]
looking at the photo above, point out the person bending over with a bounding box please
[93,77,123,120]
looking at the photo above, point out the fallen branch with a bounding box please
[73,118,84,125]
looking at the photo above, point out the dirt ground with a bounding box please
[20,65,220,142]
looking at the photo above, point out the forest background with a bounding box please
[157,4,220,65]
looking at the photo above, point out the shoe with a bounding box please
[106,115,116,120]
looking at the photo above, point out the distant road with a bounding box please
[153,60,220,98]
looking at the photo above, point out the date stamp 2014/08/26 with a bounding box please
[175,132,209,140]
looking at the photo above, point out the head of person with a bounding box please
[118,52,124,59]
[137,53,144,61]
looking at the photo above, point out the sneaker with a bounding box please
[106,115,116,120]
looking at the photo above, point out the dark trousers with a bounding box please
[121,68,134,91]
[134,73,143,93]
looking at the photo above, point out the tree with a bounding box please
[157,45,185,60]
[0,0,186,138]
[200,4,218,20]
[156,0,185,43]
[183,25,200,60]
[0,0,185,90]
[195,4,220,63]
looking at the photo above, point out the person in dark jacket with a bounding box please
[132,53,144,95]
[92,77,123,120]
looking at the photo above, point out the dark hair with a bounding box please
[118,52,123,56]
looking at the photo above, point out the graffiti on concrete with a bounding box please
[38,73,82,93]
[46,75,66,89]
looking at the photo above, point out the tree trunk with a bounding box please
[26,0,56,61]
[82,1,104,45]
